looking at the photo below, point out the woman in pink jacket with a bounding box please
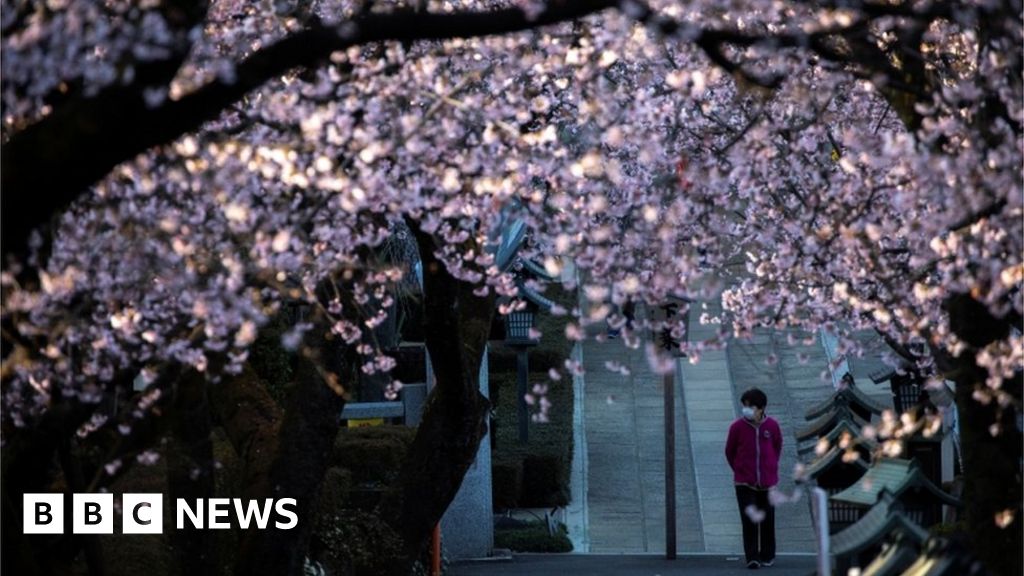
[725,387,782,570]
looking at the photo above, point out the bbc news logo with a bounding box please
[24,494,298,534]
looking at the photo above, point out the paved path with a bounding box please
[726,328,827,554]
[569,296,898,557]
[578,329,701,553]
[678,300,741,553]
[451,554,817,576]
[572,306,833,556]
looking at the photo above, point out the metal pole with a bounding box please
[517,347,529,443]
[811,487,830,576]
[665,366,677,559]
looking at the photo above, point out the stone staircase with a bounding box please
[572,299,893,556]
[726,328,830,554]
[678,300,742,553]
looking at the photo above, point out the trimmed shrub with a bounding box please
[488,283,576,511]
[96,429,242,576]
[315,509,405,576]
[490,368,574,510]
[330,426,416,486]
[521,454,569,507]
[317,466,354,516]
[492,462,523,509]
[312,425,418,574]
[494,521,573,553]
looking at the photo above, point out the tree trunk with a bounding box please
[943,293,1022,576]
[1,399,96,575]
[0,369,163,575]
[208,364,283,501]
[231,352,346,576]
[166,370,218,576]
[380,228,496,574]
[210,328,348,576]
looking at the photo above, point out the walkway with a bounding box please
[678,300,740,553]
[572,301,880,556]
[567,289,902,557]
[451,553,817,576]
[576,328,701,553]
[726,327,830,554]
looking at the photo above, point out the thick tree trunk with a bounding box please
[208,364,283,499]
[210,333,348,576]
[380,229,496,574]
[166,370,218,576]
[0,369,164,576]
[943,293,1022,576]
[232,352,346,576]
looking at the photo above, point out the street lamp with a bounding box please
[650,297,689,561]
[504,306,538,443]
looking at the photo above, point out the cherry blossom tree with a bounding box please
[2,0,1020,574]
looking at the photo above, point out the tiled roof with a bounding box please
[831,459,961,508]
[896,537,986,576]
[861,534,926,576]
[802,445,871,480]
[797,417,877,459]
[805,382,889,420]
[831,494,929,557]
[796,404,870,441]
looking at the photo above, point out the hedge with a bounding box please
[489,284,577,510]
[494,521,573,553]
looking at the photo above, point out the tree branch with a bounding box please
[1,0,617,260]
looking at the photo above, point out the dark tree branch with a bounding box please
[166,369,218,576]
[379,222,495,574]
[1,0,618,260]
[947,198,1009,232]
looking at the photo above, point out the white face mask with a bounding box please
[741,406,756,420]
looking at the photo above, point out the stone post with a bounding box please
[440,346,494,559]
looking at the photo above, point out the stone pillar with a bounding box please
[440,346,494,559]
[401,383,428,427]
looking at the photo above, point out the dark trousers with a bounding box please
[735,485,775,563]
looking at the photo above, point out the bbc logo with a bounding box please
[24,494,298,533]
[24,494,162,535]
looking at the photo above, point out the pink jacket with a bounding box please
[725,416,782,488]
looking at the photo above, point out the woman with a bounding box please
[725,387,783,569]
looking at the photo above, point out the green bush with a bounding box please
[248,314,295,404]
[317,466,355,516]
[490,366,574,510]
[315,509,406,576]
[330,425,416,485]
[312,425,418,574]
[85,420,416,576]
[492,462,523,509]
[521,454,569,507]
[96,429,243,576]
[494,521,573,553]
